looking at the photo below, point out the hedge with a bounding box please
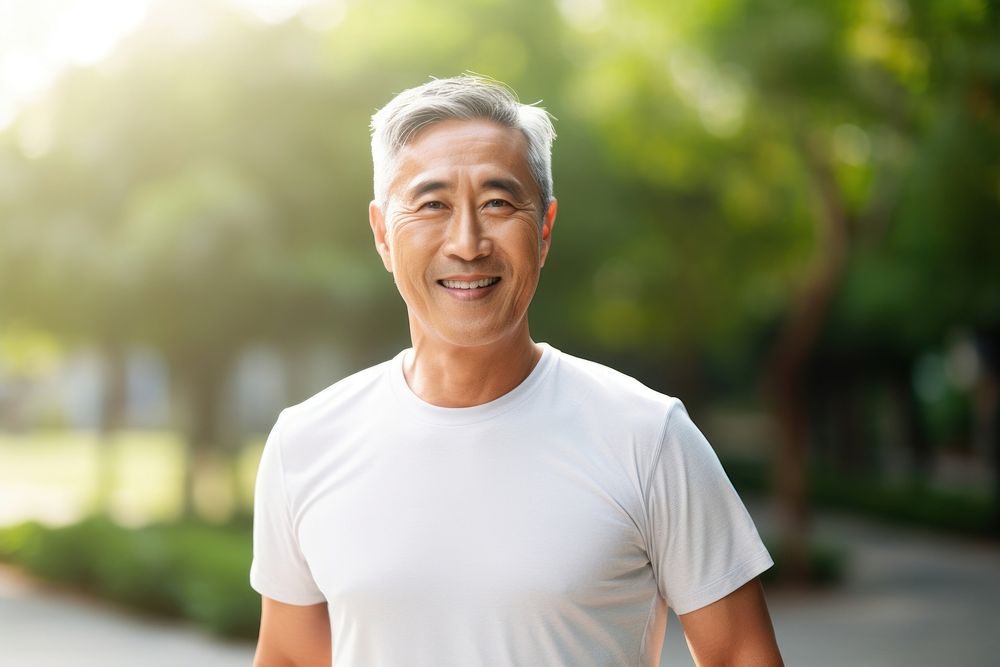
[0,517,260,639]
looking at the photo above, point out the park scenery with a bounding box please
[1,0,998,665]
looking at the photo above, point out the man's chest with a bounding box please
[294,433,654,615]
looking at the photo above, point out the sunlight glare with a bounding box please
[227,0,311,24]
[0,0,151,131]
[45,0,149,67]
[556,0,608,33]
[669,49,747,138]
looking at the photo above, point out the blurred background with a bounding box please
[0,0,998,664]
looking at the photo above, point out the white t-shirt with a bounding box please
[251,343,772,666]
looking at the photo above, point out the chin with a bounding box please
[437,325,513,349]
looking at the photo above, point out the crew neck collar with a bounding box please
[387,343,557,426]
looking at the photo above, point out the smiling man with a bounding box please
[250,75,783,667]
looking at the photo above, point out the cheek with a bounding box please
[509,234,543,269]
[389,229,435,275]
[496,220,542,254]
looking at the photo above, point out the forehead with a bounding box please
[388,119,534,199]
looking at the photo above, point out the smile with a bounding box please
[438,277,501,289]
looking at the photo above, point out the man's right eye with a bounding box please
[421,201,445,210]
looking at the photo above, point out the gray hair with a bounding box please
[370,75,556,215]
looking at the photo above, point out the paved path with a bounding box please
[0,565,254,667]
[661,505,1000,666]
[2,507,998,666]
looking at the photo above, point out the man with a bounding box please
[251,75,782,666]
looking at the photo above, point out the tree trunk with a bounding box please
[764,133,851,584]
[831,376,865,475]
[976,330,1000,534]
[95,339,128,514]
[283,337,315,407]
[178,348,235,520]
[889,360,931,482]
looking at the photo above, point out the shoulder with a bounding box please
[544,347,689,466]
[275,355,396,447]
[550,347,681,421]
[549,350,725,483]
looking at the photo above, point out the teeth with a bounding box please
[441,277,500,289]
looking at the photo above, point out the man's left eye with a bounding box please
[485,199,510,208]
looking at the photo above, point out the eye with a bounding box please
[485,199,510,208]
[421,201,445,210]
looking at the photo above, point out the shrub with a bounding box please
[0,517,260,638]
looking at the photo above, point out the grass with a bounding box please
[0,430,263,527]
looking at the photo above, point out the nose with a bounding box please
[442,202,492,261]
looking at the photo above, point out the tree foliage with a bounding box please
[0,0,996,527]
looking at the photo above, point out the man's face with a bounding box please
[369,119,557,349]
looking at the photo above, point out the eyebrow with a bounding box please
[407,179,449,200]
[483,178,528,201]
[404,177,529,202]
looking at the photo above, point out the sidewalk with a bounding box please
[2,508,998,666]
[661,505,1000,666]
[0,564,254,667]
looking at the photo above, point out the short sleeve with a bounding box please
[250,409,326,605]
[643,401,773,615]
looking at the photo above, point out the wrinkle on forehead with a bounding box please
[386,120,537,205]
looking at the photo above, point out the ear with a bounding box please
[538,198,557,268]
[369,200,393,273]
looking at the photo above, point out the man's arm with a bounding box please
[677,577,783,666]
[253,596,331,667]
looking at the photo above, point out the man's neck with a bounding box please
[403,331,542,408]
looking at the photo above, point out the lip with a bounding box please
[437,274,500,281]
[436,276,502,301]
